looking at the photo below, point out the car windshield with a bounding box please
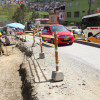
[51,25,68,32]
[73,30,82,34]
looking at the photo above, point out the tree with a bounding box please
[31,10,40,20]
[12,4,29,24]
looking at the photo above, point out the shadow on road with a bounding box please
[42,43,72,48]
[58,43,72,47]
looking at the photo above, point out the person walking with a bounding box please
[5,36,10,46]
[0,33,5,55]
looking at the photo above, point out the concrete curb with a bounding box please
[74,40,100,48]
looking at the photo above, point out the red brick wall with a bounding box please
[49,13,59,24]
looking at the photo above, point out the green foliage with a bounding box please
[30,11,48,20]
[0,3,49,26]
[0,5,19,21]
[0,4,49,24]
[37,11,49,15]
[31,10,40,20]
[12,4,42,24]
[13,4,30,24]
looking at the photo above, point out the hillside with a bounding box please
[0,4,49,22]
[0,4,19,21]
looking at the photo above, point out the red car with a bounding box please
[16,30,24,35]
[42,24,74,45]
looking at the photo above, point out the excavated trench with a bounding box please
[18,63,38,100]
[16,39,38,100]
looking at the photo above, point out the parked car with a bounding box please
[69,29,85,40]
[87,33,100,43]
[16,30,24,35]
[66,26,78,30]
[42,24,74,45]
[38,27,43,31]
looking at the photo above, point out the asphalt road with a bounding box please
[25,35,100,100]
[26,35,100,71]
[58,43,100,70]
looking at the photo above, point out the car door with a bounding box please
[95,33,100,43]
[42,26,51,42]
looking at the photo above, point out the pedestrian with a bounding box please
[0,33,5,55]
[5,36,10,46]
[2,35,10,46]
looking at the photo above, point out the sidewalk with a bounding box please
[23,39,100,100]
[0,45,23,100]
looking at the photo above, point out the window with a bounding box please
[74,11,79,17]
[57,17,59,22]
[51,25,67,32]
[44,26,50,31]
[73,30,82,34]
[82,16,100,27]
[51,16,55,22]
[67,3,72,7]
[67,12,71,18]
[75,2,80,6]
[96,33,100,38]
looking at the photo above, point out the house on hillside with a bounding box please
[48,5,65,25]
[49,8,59,24]
[55,5,65,25]
[34,18,49,28]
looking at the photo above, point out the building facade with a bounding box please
[65,0,100,27]
[49,6,65,25]
[49,12,59,24]
[55,6,65,25]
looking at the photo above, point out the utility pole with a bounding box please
[88,0,91,15]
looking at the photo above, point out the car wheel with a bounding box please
[88,40,90,42]
[69,42,73,45]
[88,33,93,37]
